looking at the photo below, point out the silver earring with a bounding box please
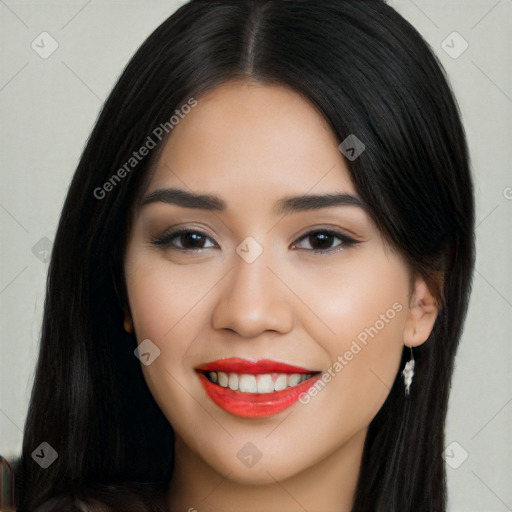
[402,346,415,396]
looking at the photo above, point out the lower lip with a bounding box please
[197,372,322,418]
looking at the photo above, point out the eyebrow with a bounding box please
[140,187,364,215]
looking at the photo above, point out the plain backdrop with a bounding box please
[1,1,511,511]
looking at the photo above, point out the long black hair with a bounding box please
[15,1,475,510]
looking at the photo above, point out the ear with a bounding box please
[123,309,134,334]
[403,277,439,347]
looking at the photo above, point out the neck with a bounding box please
[167,428,366,512]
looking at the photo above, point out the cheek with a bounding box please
[291,249,409,343]
[123,254,229,422]
[293,251,410,419]
[123,259,199,398]
[125,256,214,341]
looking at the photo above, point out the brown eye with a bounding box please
[293,230,358,254]
[307,232,336,250]
[151,230,216,250]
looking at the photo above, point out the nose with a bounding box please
[210,249,294,338]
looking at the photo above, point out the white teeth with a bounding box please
[274,374,287,391]
[218,371,228,387]
[205,371,312,393]
[239,374,257,393]
[287,374,301,387]
[228,373,238,391]
[257,374,274,393]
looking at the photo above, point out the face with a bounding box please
[123,80,415,485]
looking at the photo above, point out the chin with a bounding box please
[207,452,306,486]
[196,432,327,485]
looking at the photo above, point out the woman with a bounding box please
[12,0,474,510]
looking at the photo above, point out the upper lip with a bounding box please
[195,357,319,375]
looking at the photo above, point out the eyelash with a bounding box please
[150,228,359,255]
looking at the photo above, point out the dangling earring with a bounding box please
[402,345,415,396]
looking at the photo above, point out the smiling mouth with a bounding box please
[196,358,322,418]
[201,370,314,393]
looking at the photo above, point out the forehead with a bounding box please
[146,80,356,203]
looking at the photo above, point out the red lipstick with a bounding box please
[196,358,315,374]
[196,358,322,418]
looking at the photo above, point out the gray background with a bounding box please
[0,1,511,510]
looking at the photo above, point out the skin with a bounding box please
[123,80,439,512]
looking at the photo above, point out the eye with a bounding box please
[151,229,217,250]
[291,230,358,254]
[151,228,359,254]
